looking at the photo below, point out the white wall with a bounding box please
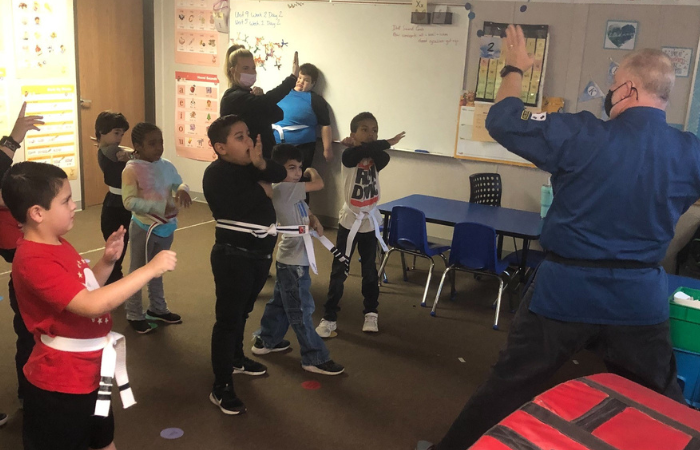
[0,0,82,205]
[153,0,700,270]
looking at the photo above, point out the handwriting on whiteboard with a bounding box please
[234,10,284,28]
[391,24,459,46]
[288,2,304,8]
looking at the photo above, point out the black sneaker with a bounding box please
[251,336,291,355]
[232,357,267,376]
[0,413,7,427]
[302,360,345,375]
[209,385,246,415]
[128,319,156,334]
[146,310,182,324]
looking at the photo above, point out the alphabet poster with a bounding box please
[12,0,71,79]
[21,84,78,180]
[175,71,219,162]
[175,0,220,66]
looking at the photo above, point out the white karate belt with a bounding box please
[41,331,135,417]
[215,220,349,274]
[345,208,389,262]
[272,124,309,143]
[108,186,122,195]
[144,213,177,263]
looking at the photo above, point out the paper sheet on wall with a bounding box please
[175,0,220,66]
[0,69,8,133]
[22,84,78,180]
[175,72,219,162]
[12,0,71,79]
[471,102,496,143]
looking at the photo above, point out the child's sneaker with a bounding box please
[251,336,291,355]
[209,384,246,415]
[0,412,8,427]
[128,319,156,334]
[315,319,337,338]
[362,313,379,333]
[146,310,182,324]
[232,357,267,376]
[302,360,345,375]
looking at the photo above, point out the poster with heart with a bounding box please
[604,20,637,51]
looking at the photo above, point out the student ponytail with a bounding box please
[225,44,254,87]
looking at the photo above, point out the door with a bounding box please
[76,0,145,207]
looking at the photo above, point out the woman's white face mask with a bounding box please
[238,72,257,88]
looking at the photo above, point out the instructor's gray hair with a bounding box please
[621,49,675,102]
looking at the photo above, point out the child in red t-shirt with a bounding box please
[2,162,177,450]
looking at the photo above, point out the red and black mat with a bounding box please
[471,374,700,450]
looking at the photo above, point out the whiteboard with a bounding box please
[229,1,470,157]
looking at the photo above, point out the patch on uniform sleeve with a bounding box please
[531,112,548,121]
[521,110,531,120]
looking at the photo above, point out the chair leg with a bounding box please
[493,278,504,330]
[400,252,408,281]
[412,255,417,270]
[450,268,456,299]
[431,267,452,316]
[420,259,435,307]
[377,249,395,287]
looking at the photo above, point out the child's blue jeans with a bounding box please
[255,263,330,367]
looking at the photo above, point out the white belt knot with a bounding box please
[41,331,135,417]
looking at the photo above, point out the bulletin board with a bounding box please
[455,1,700,166]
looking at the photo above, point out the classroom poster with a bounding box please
[175,0,220,67]
[175,71,219,162]
[21,84,78,179]
[0,69,8,133]
[12,0,71,79]
[662,47,693,78]
[471,102,496,143]
[474,22,548,108]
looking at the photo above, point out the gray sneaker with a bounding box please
[316,319,337,338]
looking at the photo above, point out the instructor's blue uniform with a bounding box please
[487,97,700,325]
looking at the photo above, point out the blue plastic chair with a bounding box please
[378,206,451,307]
[504,249,546,281]
[432,222,512,330]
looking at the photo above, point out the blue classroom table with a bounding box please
[378,194,543,277]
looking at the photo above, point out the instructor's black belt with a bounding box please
[546,252,660,270]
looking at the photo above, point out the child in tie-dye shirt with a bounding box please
[121,123,192,334]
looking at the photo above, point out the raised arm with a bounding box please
[304,167,324,192]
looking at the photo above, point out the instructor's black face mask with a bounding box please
[604,82,638,117]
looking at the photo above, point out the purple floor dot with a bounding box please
[520,5,527,12]
[160,428,184,439]
[476,30,484,37]
[464,2,472,10]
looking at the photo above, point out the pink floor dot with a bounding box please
[301,380,321,390]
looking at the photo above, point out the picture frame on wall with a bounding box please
[604,20,638,51]
[662,47,693,78]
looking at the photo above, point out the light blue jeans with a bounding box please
[124,221,174,321]
[255,263,330,366]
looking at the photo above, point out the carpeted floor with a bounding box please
[0,202,603,450]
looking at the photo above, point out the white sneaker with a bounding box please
[316,319,337,338]
[362,313,379,333]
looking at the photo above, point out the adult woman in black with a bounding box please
[220,45,300,158]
